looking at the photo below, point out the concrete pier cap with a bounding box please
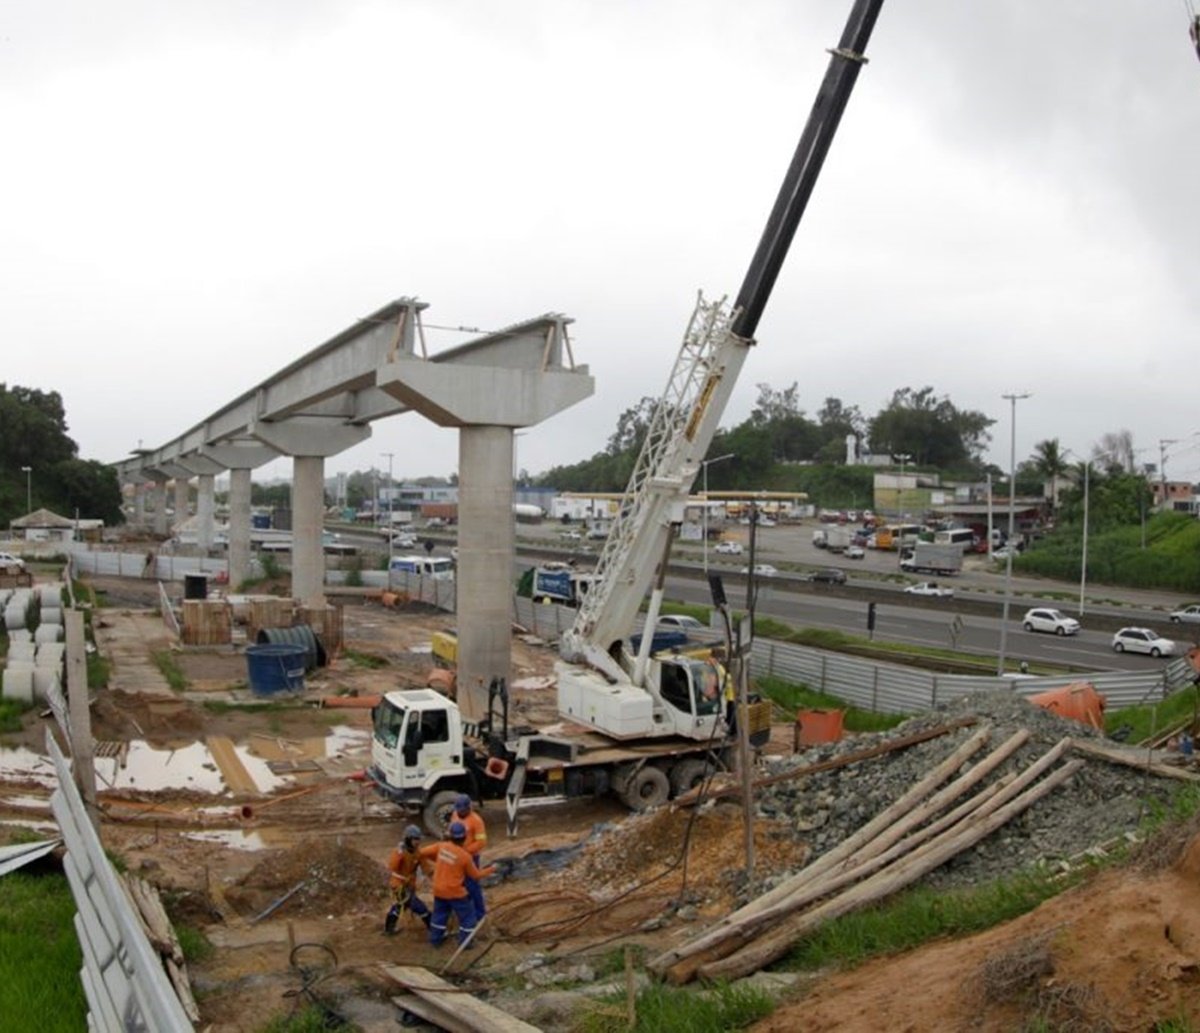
[376,313,594,723]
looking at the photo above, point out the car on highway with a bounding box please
[1112,627,1178,657]
[657,614,705,631]
[1021,608,1080,636]
[844,545,865,560]
[714,540,744,555]
[389,531,418,548]
[0,552,26,571]
[742,563,778,577]
[1169,605,1200,624]
[559,530,583,541]
[904,581,953,598]
[811,568,847,585]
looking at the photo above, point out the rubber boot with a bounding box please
[384,904,400,935]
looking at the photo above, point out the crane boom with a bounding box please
[561,0,886,688]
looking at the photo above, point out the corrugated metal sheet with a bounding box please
[47,730,193,1032]
[0,838,60,877]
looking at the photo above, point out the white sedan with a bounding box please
[714,541,745,555]
[1170,605,1200,625]
[1112,627,1177,657]
[742,564,778,577]
[844,545,865,560]
[904,581,954,598]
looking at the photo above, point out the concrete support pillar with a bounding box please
[292,456,326,607]
[150,479,169,537]
[196,474,216,550]
[456,427,516,722]
[174,478,190,532]
[228,467,253,588]
[134,483,147,527]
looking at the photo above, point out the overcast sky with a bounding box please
[5,0,1200,489]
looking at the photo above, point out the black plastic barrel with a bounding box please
[183,574,208,600]
[255,624,326,671]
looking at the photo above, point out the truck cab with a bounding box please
[370,689,468,804]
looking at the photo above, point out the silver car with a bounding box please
[1022,608,1080,636]
[1169,605,1200,625]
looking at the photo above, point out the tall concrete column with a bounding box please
[248,418,370,607]
[174,478,190,532]
[292,456,326,606]
[457,427,516,720]
[196,474,216,550]
[134,483,147,527]
[228,467,253,588]
[376,319,593,722]
[150,478,169,536]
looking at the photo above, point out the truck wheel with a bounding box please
[620,767,669,811]
[422,789,460,835]
[669,759,713,797]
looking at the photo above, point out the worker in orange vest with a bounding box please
[453,793,489,918]
[423,821,496,947]
[384,825,432,934]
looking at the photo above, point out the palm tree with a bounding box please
[1031,439,1070,514]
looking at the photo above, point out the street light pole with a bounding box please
[701,453,736,575]
[381,452,395,569]
[1079,460,1090,616]
[893,454,911,517]
[996,392,1031,675]
[20,466,31,515]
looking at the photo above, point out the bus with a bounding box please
[389,554,455,580]
[872,523,924,551]
[933,527,977,553]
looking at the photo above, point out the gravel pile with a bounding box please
[751,690,1178,891]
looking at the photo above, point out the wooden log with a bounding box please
[649,724,992,978]
[166,957,202,1024]
[696,756,1084,982]
[381,964,541,1032]
[1068,737,1200,782]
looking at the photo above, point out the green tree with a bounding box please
[49,459,123,525]
[1030,438,1070,513]
[867,386,993,468]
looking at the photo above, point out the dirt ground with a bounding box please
[8,575,1200,1031]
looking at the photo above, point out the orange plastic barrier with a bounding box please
[1028,681,1106,731]
[320,694,382,709]
[795,708,845,748]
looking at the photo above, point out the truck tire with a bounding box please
[669,759,712,797]
[422,789,460,835]
[620,766,669,811]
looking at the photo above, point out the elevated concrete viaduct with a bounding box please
[115,297,593,720]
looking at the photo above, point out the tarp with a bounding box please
[1028,681,1106,731]
[0,838,61,877]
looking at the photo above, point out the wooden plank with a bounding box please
[391,993,475,1033]
[1069,737,1200,781]
[381,964,543,1033]
[206,736,261,795]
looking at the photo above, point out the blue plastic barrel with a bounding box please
[245,644,306,696]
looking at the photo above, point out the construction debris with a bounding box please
[382,964,542,1033]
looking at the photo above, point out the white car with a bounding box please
[559,530,582,541]
[714,541,744,555]
[844,545,865,560]
[1169,605,1200,625]
[0,551,25,571]
[742,564,778,577]
[1112,627,1177,657]
[657,614,705,630]
[389,530,418,548]
[904,581,954,598]
[1022,608,1080,636]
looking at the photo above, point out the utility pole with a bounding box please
[893,454,911,517]
[382,452,395,570]
[996,392,1031,675]
[1159,439,1179,515]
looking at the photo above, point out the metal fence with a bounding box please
[48,730,193,1032]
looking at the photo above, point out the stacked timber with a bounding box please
[299,603,343,655]
[246,597,293,641]
[180,599,232,646]
[123,874,201,1023]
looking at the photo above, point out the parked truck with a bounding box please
[899,542,962,576]
[367,0,882,834]
[812,526,852,553]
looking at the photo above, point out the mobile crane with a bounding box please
[367,0,886,833]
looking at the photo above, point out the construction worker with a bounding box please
[384,825,433,934]
[424,820,495,948]
[453,793,489,919]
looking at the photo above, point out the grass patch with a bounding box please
[780,867,1079,973]
[755,675,906,734]
[175,923,214,963]
[577,980,773,1033]
[1105,685,1200,745]
[0,870,89,1031]
[257,1005,356,1032]
[343,649,389,669]
[87,652,111,691]
[151,650,189,691]
[0,697,31,735]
